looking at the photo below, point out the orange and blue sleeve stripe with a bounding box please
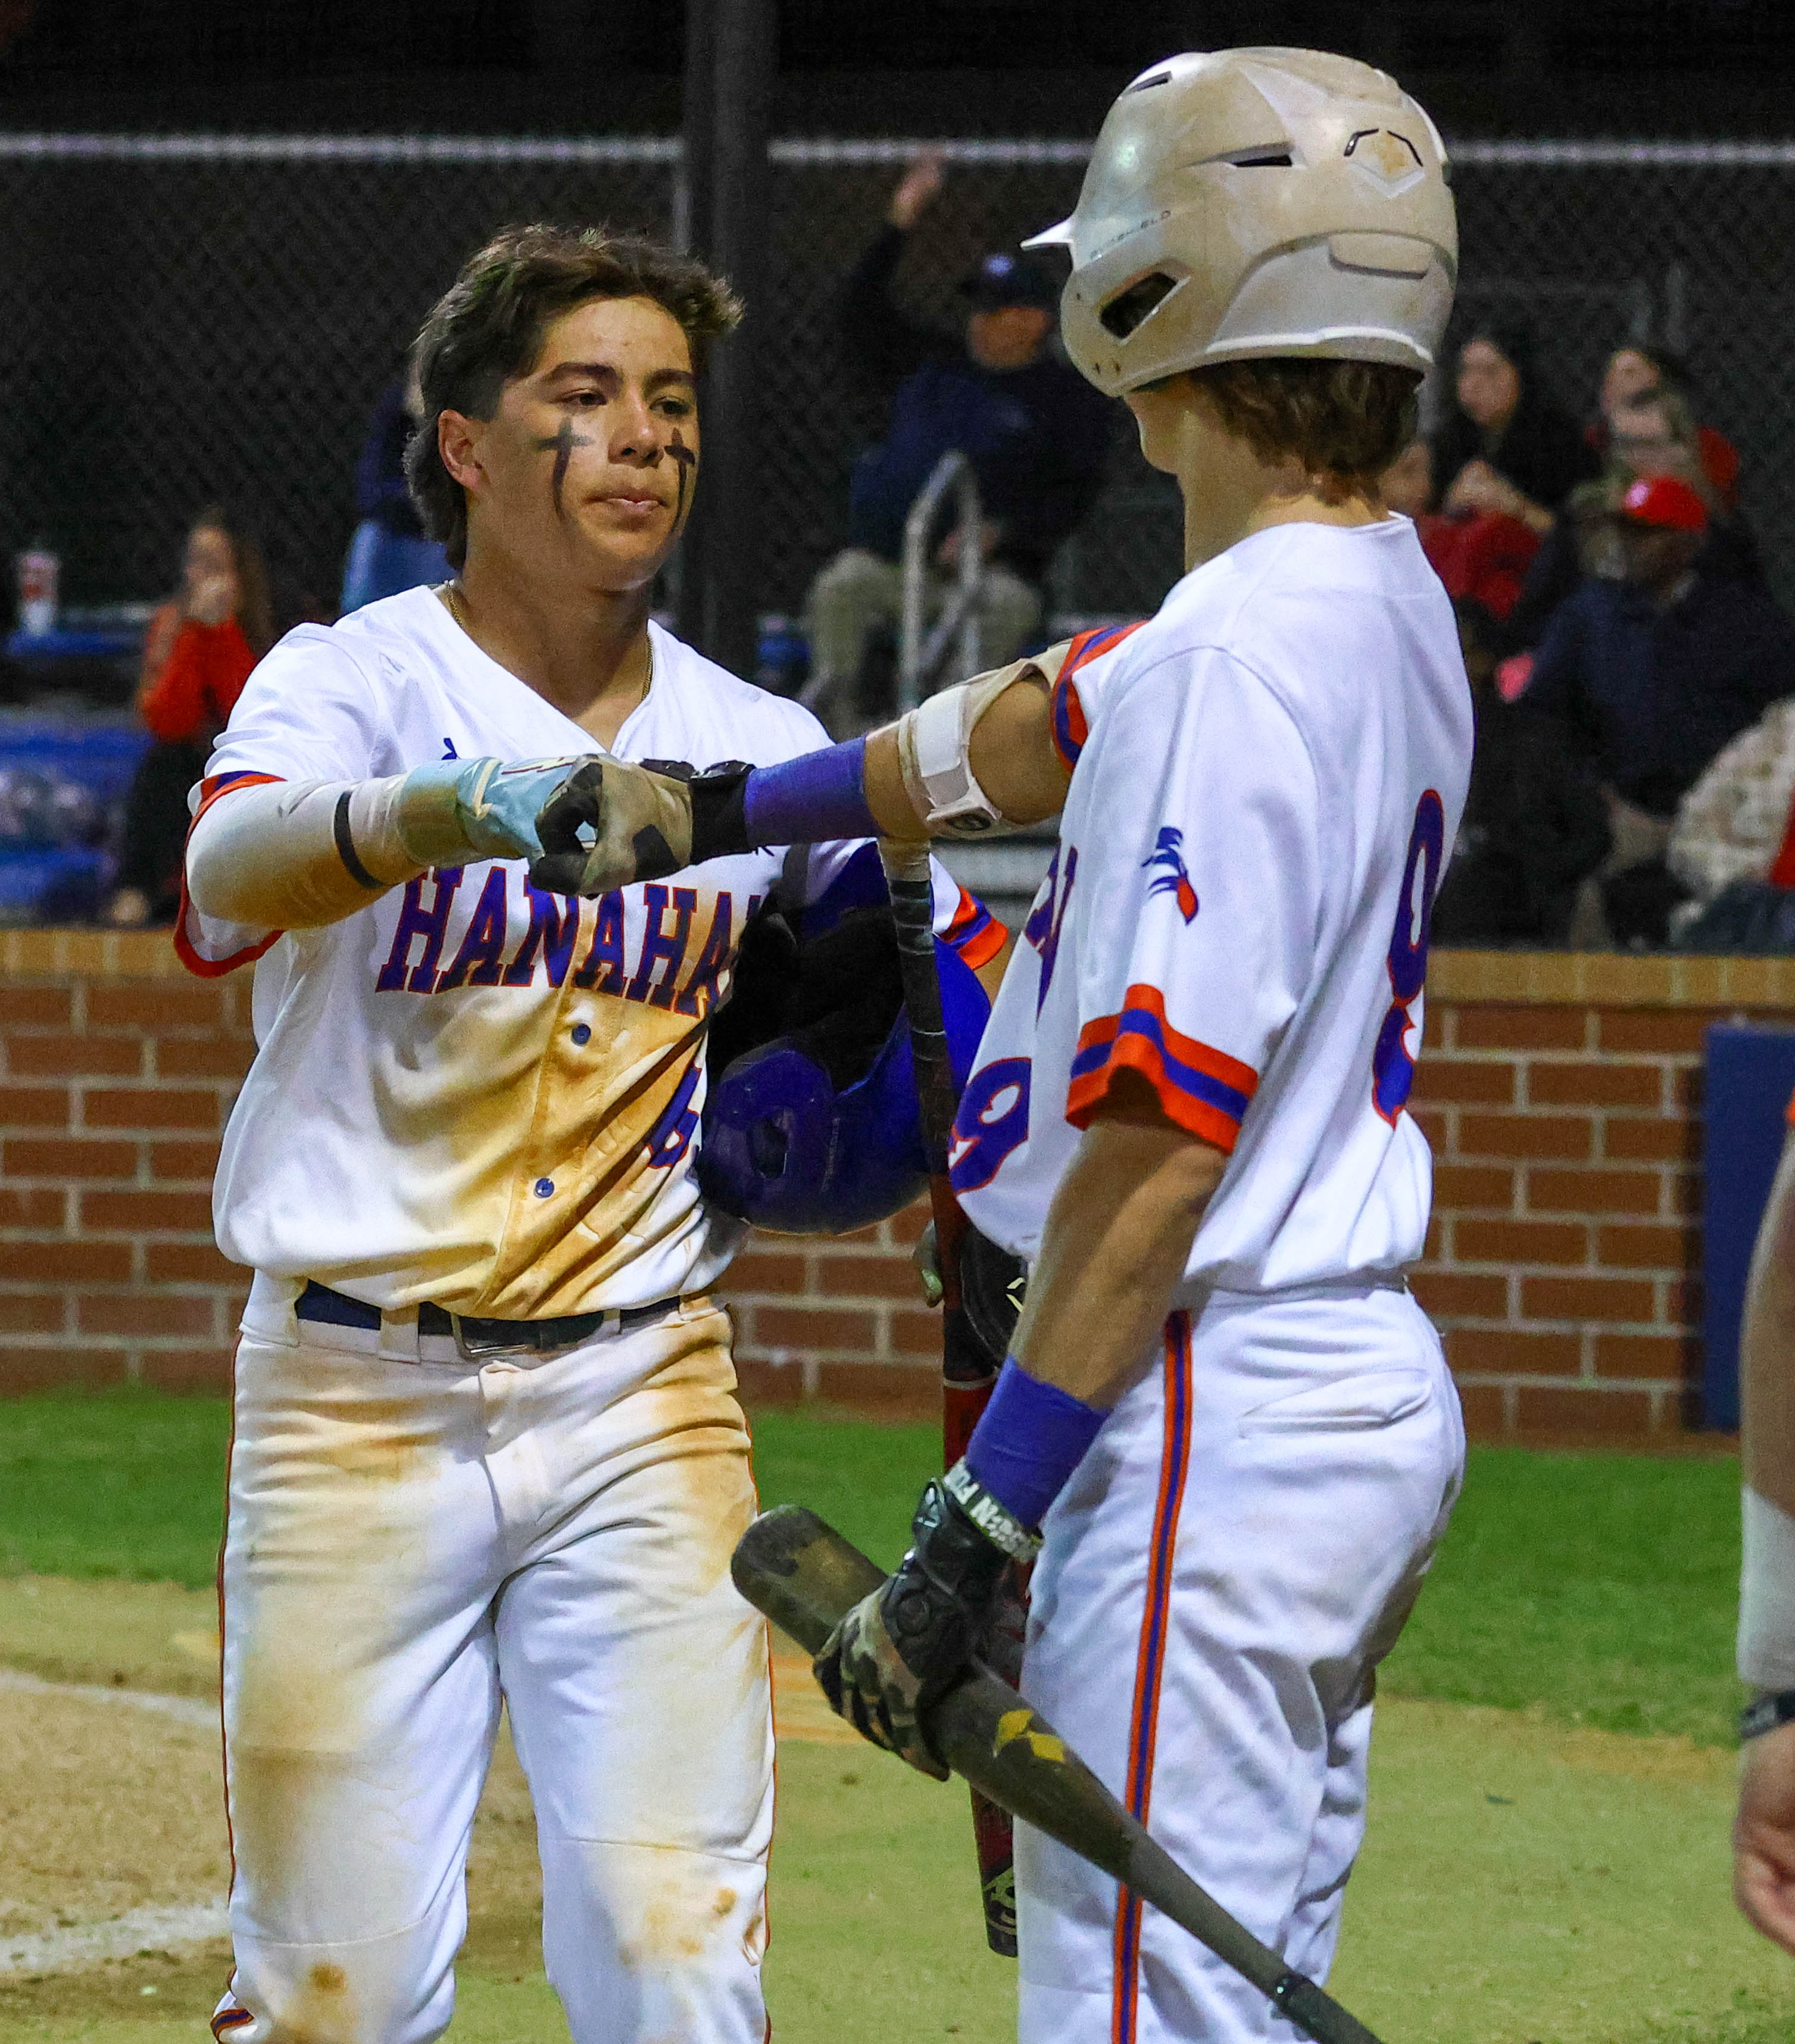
[174,771,287,980]
[1065,984,1257,1150]
[942,884,1006,972]
[190,768,283,826]
[1049,620,1145,771]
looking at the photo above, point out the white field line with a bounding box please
[0,1669,226,1975]
[0,1900,227,1977]
[0,1667,215,1728]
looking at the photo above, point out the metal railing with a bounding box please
[898,450,984,713]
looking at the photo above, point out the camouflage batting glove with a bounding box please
[812,1469,1019,1781]
[527,757,754,897]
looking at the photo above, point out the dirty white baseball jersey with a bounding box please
[951,517,1472,1294]
[180,588,998,1317]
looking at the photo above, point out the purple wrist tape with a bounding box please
[964,1358,1108,1532]
[742,736,878,848]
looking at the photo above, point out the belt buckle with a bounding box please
[450,1315,538,1363]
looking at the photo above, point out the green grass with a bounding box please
[0,1393,1751,1744]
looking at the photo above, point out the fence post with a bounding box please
[676,0,775,681]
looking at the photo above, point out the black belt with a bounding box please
[295,1280,685,1359]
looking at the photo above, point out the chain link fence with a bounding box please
[2,132,1794,642]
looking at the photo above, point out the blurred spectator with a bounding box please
[1382,437,1538,621]
[1520,475,1795,946]
[340,370,451,614]
[1430,319,1599,541]
[803,148,1112,726]
[105,509,275,928]
[1666,697,1795,950]
[1589,344,1741,511]
[1430,598,1610,945]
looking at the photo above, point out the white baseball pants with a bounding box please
[1016,1281,1464,2044]
[211,1279,773,2044]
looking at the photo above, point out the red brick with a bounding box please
[1596,1222,1695,1271]
[0,987,73,1028]
[85,983,229,1032]
[1603,1118,1699,1165]
[1409,1107,1449,1149]
[749,1305,878,1353]
[1525,1061,1663,1110]
[1597,1009,1713,1057]
[82,1086,225,1132]
[813,1360,936,1419]
[1,1136,138,1180]
[148,1140,220,1183]
[15,1239,134,1284]
[1668,1174,1704,1218]
[720,1252,807,1295]
[1514,1385,1653,1438]
[74,1292,220,1338]
[733,1357,806,1409]
[1520,1275,1656,1323]
[7,1035,143,1079]
[1409,1270,1508,1318]
[1431,1162,1516,1210]
[1663,1278,1704,1326]
[1453,1381,1509,1440]
[0,1291,65,1333]
[1454,1007,1589,1051]
[1526,1166,1663,1218]
[152,1037,252,1081]
[0,1187,65,1229]
[814,1253,924,1303]
[887,1203,932,1246]
[1445,1326,1582,1377]
[139,1350,236,1393]
[1669,1066,1705,1114]
[1594,1332,1699,1382]
[78,1189,214,1235]
[1458,1112,1597,1163]
[888,1307,948,1356]
[0,1349,130,1394]
[143,1241,245,1286]
[1411,1059,1516,1106]
[0,1084,73,1129]
[1454,1216,1588,1266]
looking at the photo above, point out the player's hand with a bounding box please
[888,148,945,231]
[1736,1717,1795,1955]
[912,1219,944,1307]
[527,757,754,897]
[811,1475,1008,1780]
[395,754,603,869]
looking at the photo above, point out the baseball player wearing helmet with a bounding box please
[560,49,1473,2042]
[177,223,1003,2044]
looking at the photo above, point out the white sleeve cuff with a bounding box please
[1740,1486,1795,1689]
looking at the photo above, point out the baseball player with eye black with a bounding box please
[547,50,1474,2042]
[179,222,1006,2044]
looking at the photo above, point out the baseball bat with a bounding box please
[734,1505,1387,2044]
[877,840,1019,1954]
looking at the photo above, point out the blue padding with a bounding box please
[699,928,992,1235]
[1703,1023,1795,1428]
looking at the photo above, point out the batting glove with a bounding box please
[813,1467,1028,1780]
[393,754,603,869]
[528,757,754,897]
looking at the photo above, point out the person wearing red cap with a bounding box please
[1517,466,1795,942]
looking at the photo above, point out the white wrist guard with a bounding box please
[895,648,1066,840]
[1740,1486,1795,1690]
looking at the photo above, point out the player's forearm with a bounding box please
[1743,1134,1795,1520]
[186,776,435,929]
[1011,1112,1226,1408]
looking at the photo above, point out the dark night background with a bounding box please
[2,1,1795,136]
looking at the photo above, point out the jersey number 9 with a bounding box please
[1371,789,1444,1126]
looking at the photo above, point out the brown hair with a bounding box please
[1188,359,1422,498]
[189,504,275,657]
[405,222,743,568]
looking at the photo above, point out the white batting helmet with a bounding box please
[1025,48,1458,398]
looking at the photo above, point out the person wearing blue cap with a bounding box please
[803,148,1113,729]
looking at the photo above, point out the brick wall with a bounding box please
[4,935,1791,1439]
[0,932,252,1393]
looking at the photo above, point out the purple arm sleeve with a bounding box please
[741,735,879,847]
